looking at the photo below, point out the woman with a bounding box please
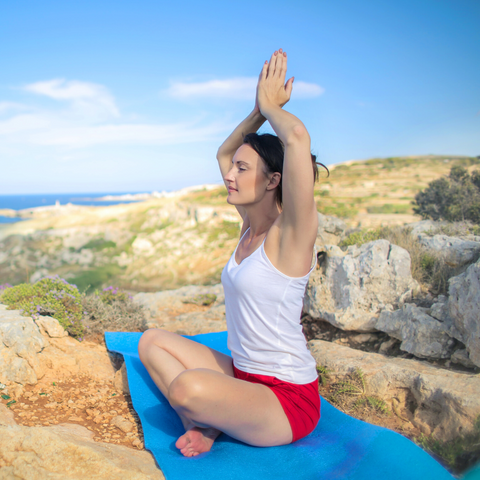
[138,48,322,457]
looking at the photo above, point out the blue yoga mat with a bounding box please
[105,331,454,480]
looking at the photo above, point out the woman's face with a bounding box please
[224,144,271,206]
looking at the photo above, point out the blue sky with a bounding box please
[1,0,479,194]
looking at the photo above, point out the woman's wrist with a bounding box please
[250,108,266,123]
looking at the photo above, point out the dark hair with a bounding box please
[243,133,329,207]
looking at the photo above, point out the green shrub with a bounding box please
[414,166,480,224]
[0,276,84,337]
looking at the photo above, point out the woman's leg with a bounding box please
[138,328,234,396]
[169,368,293,456]
[138,328,235,455]
[138,329,292,456]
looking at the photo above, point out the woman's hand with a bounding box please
[256,49,294,115]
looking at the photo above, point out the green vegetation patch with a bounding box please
[415,415,480,474]
[0,276,84,337]
[82,237,117,251]
[318,203,359,219]
[366,203,412,214]
[324,368,390,417]
[182,293,217,306]
[68,264,124,294]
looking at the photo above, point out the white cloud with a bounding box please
[27,120,230,148]
[23,79,119,120]
[166,77,324,100]
[0,102,29,114]
[0,78,232,151]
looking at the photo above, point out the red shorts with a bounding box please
[233,365,321,442]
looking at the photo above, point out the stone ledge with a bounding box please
[309,339,480,441]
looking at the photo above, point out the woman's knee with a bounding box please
[168,369,207,411]
[138,328,167,362]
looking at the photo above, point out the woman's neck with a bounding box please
[244,201,281,238]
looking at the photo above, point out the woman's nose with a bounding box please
[224,168,234,181]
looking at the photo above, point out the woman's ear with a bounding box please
[267,172,281,190]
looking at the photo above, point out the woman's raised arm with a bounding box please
[216,109,266,181]
[257,50,318,273]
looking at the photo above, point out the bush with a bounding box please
[0,276,85,337]
[414,166,480,223]
[82,286,146,335]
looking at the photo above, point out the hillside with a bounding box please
[0,154,478,291]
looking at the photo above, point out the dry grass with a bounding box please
[82,294,147,337]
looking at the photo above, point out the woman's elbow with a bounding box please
[285,124,310,146]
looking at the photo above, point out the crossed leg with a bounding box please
[138,329,292,456]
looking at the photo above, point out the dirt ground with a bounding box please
[2,375,145,450]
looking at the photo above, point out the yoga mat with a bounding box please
[105,331,454,480]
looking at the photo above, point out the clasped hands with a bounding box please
[255,48,294,116]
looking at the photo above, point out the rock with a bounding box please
[0,307,48,385]
[0,404,17,427]
[135,284,224,311]
[448,258,480,367]
[0,424,164,479]
[112,415,134,433]
[35,315,68,338]
[132,237,154,255]
[451,349,476,368]
[309,339,480,441]
[48,422,95,441]
[42,337,116,383]
[0,304,116,387]
[114,362,130,395]
[350,333,376,344]
[304,240,418,331]
[407,220,445,237]
[166,304,226,335]
[376,304,456,359]
[378,337,398,355]
[133,283,228,334]
[418,235,480,268]
[316,212,347,246]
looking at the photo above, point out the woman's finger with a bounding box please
[267,50,277,78]
[259,60,268,81]
[274,49,286,80]
[285,76,294,99]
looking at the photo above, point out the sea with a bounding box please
[0,193,144,224]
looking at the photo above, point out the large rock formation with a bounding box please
[315,212,347,247]
[448,258,480,367]
[0,305,116,395]
[309,339,480,441]
[304,240,418,331]
[418,235,480,268]
[134,284,226,334]
[376,304,456,359]
[0,423,163,479]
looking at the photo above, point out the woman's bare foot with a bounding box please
[175,427,221,457]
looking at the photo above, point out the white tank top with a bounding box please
[221,228,318,384]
